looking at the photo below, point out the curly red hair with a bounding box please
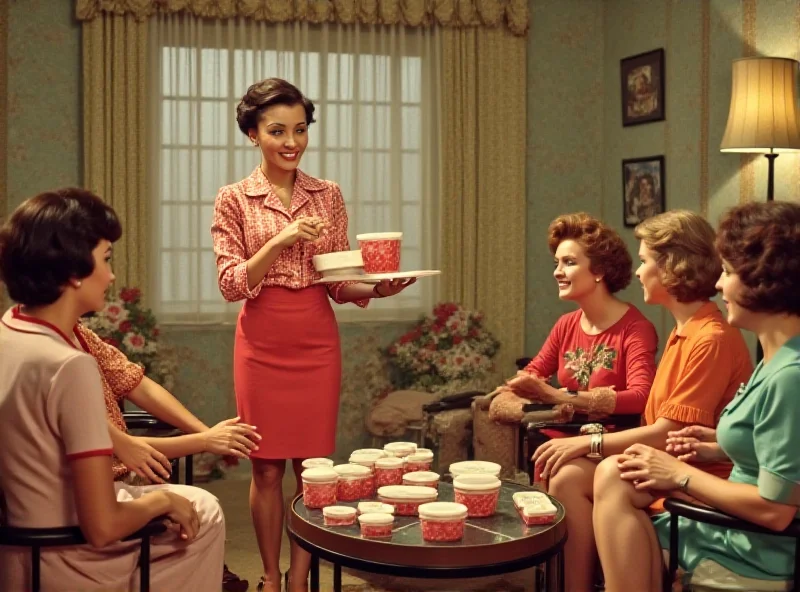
[716,201,800,316]
[548,213,633,293]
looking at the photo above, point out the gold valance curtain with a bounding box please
[75,0,528,35]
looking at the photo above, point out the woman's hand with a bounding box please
[160,491,200,541]
[531,436,590,479]
[373,278,416,298]
[506,372,562,403]
[115,433,172,484]
[616,443,686,491]
[272,216,327,249]
[202,417,261,458]
[666,426,724,463]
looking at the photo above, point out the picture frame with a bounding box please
[621,49,665,126]
[622,156,665,228]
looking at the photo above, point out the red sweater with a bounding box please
[524,306,658,415]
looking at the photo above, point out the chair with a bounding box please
[122,410,194,485]
[663,497,800,592]
[0,519,167,592]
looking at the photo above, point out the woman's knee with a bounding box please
[549,459,594,498]
[251,459,286,489]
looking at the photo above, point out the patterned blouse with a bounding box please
[211,166,367,307]
[74,324,145,479]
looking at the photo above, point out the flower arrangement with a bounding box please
[383,302,501,391]
[82,287,177,391]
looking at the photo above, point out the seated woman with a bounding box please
[487,212,658,425]
[532,210,754,592]
[0,188,225,591]
[599,201,800,591]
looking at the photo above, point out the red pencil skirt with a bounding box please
[234,285,341,460]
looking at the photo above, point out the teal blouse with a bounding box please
[653,335,800,581]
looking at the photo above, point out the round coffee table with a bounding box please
[287,480,567,591]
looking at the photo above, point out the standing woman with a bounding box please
[211,78,413,592]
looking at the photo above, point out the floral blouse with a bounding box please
[211,166,367,307]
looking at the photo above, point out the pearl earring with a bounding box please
[595,278,601,283]
[75,281,82,287]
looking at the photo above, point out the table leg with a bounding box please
[333,563,342,592]
[544,552,563,592]
[310,555,320,592]
[558,548,565,591]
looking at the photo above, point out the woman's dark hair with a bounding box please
[716,201,800,316]
[0,188,122,307]
[236,78,316,135]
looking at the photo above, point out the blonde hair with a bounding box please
[634,210,721,303]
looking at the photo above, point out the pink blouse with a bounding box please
[211,166,367,307]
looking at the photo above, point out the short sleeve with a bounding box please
[76,325,144,400]
[654,335,733,426]
[753,365,800,504]
[325,183,369,308]
[47,354,113,460]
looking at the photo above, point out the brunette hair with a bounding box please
[236,78,316,135]
[548,212,633,293]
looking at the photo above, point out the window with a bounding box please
[151,19,440,323]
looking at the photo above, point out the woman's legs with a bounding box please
[287,458,311,592]
[250,458,287,592]
[593,456,662,592]
[547,458,599,592]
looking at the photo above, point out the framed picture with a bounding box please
[621,49,665,126]
[622,156,665,227]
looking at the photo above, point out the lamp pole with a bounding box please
[765,151,778,201]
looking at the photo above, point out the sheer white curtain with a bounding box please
[149,15,441,324]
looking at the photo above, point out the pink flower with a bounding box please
[120,288,141,303]
[118,320,132,334]
[123,333,146,353]
[104,304,127,323]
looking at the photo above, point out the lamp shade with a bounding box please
[720,57,800,153]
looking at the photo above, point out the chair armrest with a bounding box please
[0,519,167,547]
[515,357,532,371]
[123,411,179,432]
[663,497,800,537]
[526,414,641,433]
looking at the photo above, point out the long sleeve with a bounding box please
[325,183,369,308]
[211,185,263,302]
[610,318,659,415]
[523,316,565,380]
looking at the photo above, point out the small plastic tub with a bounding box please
[356,232,403,274]
[404,450,434,473]
[301,458,334,469]
[358,512,394,538]
[418,502,468,542]
[357,501,395,515]
[512,491,549,510]
[402,471,440,490]
[375,457,405,487]
[334,464,372,501]
[453,474,501,518]
[377,485,438,516]
[518,501,558,526]
[448,460,502,479]
[349,454,378,496]
[383,441,417,458]
[322,506,357,526]
[301,467,338,509]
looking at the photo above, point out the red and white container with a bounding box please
[448,460,502,479]
[358,512,394,538]
[301,467,338,509]
[402,471,440,490]
[356,232,403,274]
[404,450,434,473]
[513,491,558,526]
[351,448,388,458]
[377,485,438,516]
[418,502,469,542]
[453,474,502,518]
[322,506,357,526]
[383,441,417,458]
[357,501,395,515]
[301,458,334,470]
[349,453,379,495]
[334,464,372,501]
[375,457,405,487]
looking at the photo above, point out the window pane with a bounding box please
[402,204,421,249]
[401,57,422,103]
[358,152,390,203]
[161,148,198,202]
[402,106,421,150]
[400,247,422,272]
[327,53,353,101]
[200,250,219,301]
[200,48,228,98]
[200,205,215,250]
[359,204,391,232]
[162,100,195,145]
[359,105,390,150]
[162,47,196,96]
[359,55,390,102]
[401,153,421,202]
[234,149,257,184]
[200,149,227,201]
[326,103,352,149]
[200,101,228,146]
[325,151,352,202]
[297,52,321,100]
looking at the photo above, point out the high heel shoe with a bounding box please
[257,573,281,592]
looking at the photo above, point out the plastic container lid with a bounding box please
[301,467,338,483]
[403,471,440,484]
[377,485,438,501]
[375,457,404,469]
[357,502,395,515]
[406,450,434,462]
[418,502,468,520]
[521,501,557,517]
[349,453,379,465]
[322,506,357,519]
[449,460,502,477]
[453,474,502,492]
[301,458,334,469]
[512,491,549,508]
[356,232,403,241]
[334,464,371,478]
[383,441,417,453]
[351,448,387,458]
[358,512,395,525]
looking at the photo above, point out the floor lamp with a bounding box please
[720,57,800,361]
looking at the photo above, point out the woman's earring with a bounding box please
[75,280,82,287]
[595,278,601,283]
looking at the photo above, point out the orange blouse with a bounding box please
[211,166,367,307]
